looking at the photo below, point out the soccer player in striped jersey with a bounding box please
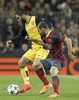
[25,21,76,97]
[7,8,53,93]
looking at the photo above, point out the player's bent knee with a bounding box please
[32,63,37,67]
[32,61,40,67]
[32,63,38,71]
[32,61,41,71]
[18,61,26,68]
[50,66,59,76]
[33,67,37,71]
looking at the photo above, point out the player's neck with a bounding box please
[25,15,31,23]
[46,29,49,35]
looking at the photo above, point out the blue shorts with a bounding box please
[40,58,66,71]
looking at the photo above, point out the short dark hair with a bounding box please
[15,8,28,16]
[38,21,49,29]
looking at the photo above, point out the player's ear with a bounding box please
[21,14,25,19]
[41,28,45,32]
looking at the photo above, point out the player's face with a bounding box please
[38,28,46,36]
[15,14,22,22]
[15,14,26,24]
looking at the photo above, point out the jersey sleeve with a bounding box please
[52,33,65,42]
[11,29,27,45]
[36,16,53,29]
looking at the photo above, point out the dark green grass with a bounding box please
[0,75,79,100]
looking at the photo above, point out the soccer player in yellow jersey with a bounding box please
[7,8,53,93]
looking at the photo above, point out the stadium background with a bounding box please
[0,0,79,75]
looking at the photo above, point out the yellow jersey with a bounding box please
[25,16,41,49]
[11,16,53,50]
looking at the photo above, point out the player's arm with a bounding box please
[25,36,45,46]
[64,37,76,61]
[52,33,76,60]
[7,29,27,47]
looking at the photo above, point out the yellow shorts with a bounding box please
[23,48,49,62]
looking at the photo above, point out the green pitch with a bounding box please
[0,75,79,100]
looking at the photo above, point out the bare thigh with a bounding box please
[32,58,43,71]
[18,56,31,68]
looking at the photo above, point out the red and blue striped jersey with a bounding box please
[43,31,66,61]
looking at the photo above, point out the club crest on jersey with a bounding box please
[32,22,34,26]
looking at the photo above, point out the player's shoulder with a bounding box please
[35,16,44,26]
[35,16,44,21]
[49,30,59,39]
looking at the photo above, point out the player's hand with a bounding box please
[25,36,33,40]
[6,40,13,47]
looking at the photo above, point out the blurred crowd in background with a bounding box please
[0,0,79,56]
